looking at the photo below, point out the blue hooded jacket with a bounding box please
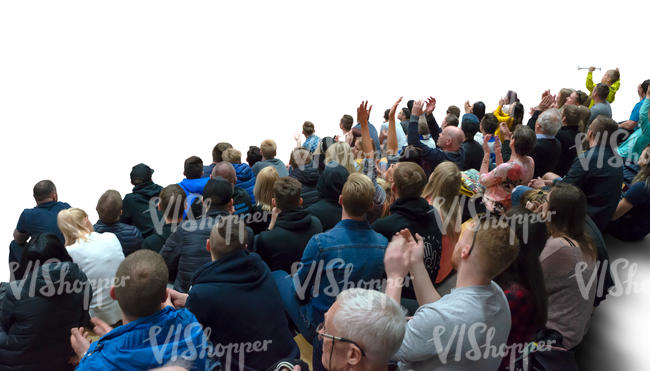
[76,307,210,371]
[233,163,256,204]
[178,177,210,218]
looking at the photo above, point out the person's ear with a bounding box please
[272,198,277,208]
[346,344,363,366]
[299,197,303,207]
[338,195,343,206]
[227,199,234,214]
[161,287,169,303]
[110,286,116,300]
[206,238,211,254]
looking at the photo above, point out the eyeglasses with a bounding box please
[316,322,366,357]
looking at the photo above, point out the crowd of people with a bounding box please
[1,67,649,371]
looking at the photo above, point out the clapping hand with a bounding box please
[464,100,472,114]
[384,229,413,280]
[424,96,436,115]
[482,134,492,153]
[411,100,424,116]
[357,100,372,127]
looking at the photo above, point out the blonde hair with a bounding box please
[260,139,277,159]
[421,162,462,238]
[57,208,92,246]
[222,148,242,164]
[326,142,357,174]
[254,166,279,211]
[341,173,375,217]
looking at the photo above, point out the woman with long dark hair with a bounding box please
[1,233,90,371]
[541,183,597,350]
[495,207,548,370]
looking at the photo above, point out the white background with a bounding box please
[1,0,648,367]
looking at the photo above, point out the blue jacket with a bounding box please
[234,163,256,204]
[187,250,299,371]
[94,221,143,256]
[293,219,388,326]
[178,177,210,218]
[76,306,209,371]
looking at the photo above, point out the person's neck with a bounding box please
[351,361,388,371]
[510,152,526,163]
[341,209,366,222]
[36,198,55,205]
[455,263,491,288]
[121,312,139,326]
[164,217,183,225]
[263,157,274,161]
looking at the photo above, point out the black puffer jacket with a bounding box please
[0,261,90,371]
[159,209,254,292]
[306,163,349,231]
[289,163,320,208]
[254,208,323,272]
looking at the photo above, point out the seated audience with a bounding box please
[94,190,143,256]
[251,139,289,177]
[536,116,623,231]
[299,121,320,153]
[339,114,355,146]
[289,147,321,208]
[381,107,408,150]
[494,99,524,142]
[421,161,462,283]
[495,207,548,370]
[1,233,90,371]
[178,156,210,217]
[161,178,245,293]
[618,79,650,133]
[120,163,163,238]
[587,83,613,126]
[222,147,257,203]
[203,142,233,177]
[608,144,650,241]
[372,162,442,298]
[306,163,350,231]
[530,108,562,178]
[318,288,406,371]
[460,114,483,170]
[408,99,465,172]
[474,113,500,162]
[10,180,71,265]
[273,173,388,344]
[166,215,300,371]
[210,161,253,215]
[254,177,322,272]
[58,208,124,325]
[540,183,597,349]
[480,125,536,214]
[70,250,209,370]
[141,184,186,253]
[447,105,461,118]
[385,216,518,370]
[326,142,358,174]
[248,166,279,234]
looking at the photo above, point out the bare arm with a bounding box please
[611,198,634,221]
[387,97,403,156]
[357,101,374,159]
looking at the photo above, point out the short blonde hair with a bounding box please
[473,217,520,278]
[254,166,279,210]
[341,173,375,217]
[222,148,242,164]
[326,142,357,175]
[57,208,92,245]
[260,139,277,159]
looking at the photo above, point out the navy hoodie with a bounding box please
[121,181,163,238]
[289,163,320,208]
[186,250,299,371]
[306,163,349,231]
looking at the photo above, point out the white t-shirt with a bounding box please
[394,281,511,371]
[381,122,408,150]
[67,232,125,324]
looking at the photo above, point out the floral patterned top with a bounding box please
[480,158,534,214]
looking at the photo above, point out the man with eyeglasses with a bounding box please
[384,219,519,370]
[316,288,406,371]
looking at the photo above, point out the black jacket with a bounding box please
[306,163,349,231]
[560,145,623,231]
[186,250,299,371]
[121,181,163,238]
[254,208,323,272]
[289,163,320,208]
[554,126,580,177]
[94,221,143,256]
[407,115,465,172]
[159,209,255,292]
[0,261,90,371]
[141,222,173,253]
[532,137,561,178]
[461,139,484,171]
[371,198,443,298]
[233,186,253,215]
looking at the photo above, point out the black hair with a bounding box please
[14,233,73,280]
[472,101,486,121]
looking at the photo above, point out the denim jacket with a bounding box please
[292,219,388,325]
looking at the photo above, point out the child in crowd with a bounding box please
[586,66,620,107]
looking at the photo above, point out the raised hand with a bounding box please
[499,97,506,107]
[464,100,472,114]
[357,100,372,127]
[389,96,403,119]
[384,229,412,280]
[411,100,424,116]
[482,134,492,153]
[499,122,512,141]
[424,96,437,115]
[494,135,502,153]
[589,66,596,73]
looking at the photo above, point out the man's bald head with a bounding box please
[438,126,465,151]
[210,162,237,184]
